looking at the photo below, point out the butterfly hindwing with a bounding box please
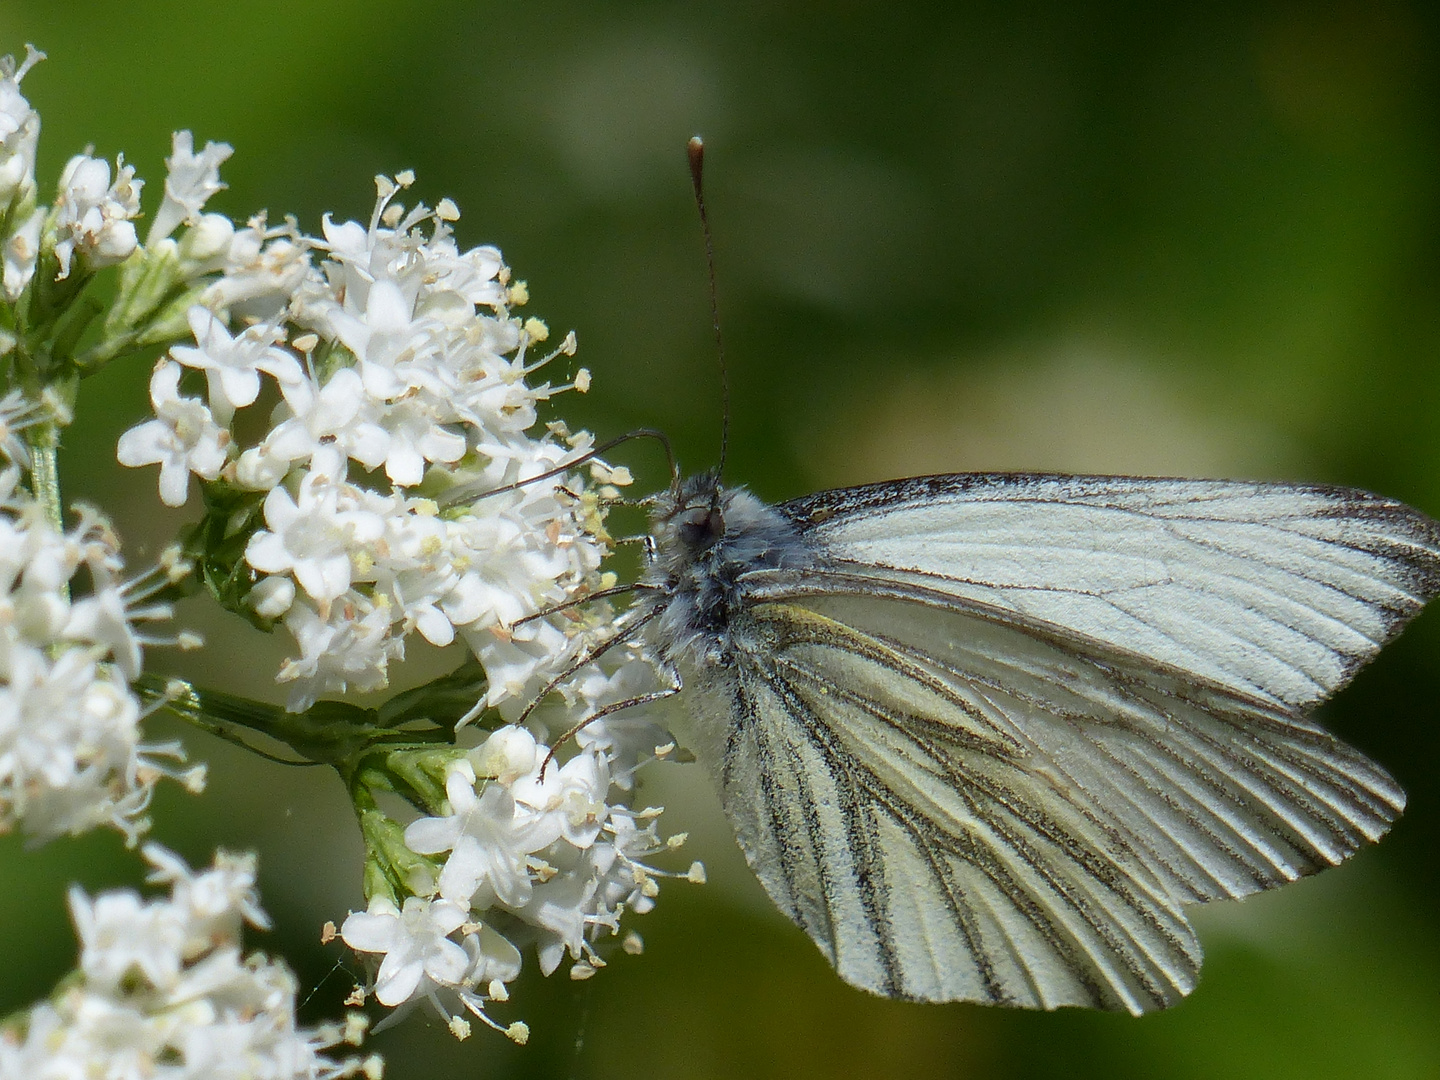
[720,595,1208,1013]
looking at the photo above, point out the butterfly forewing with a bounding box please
[781,475,1440,709]
[695,474,1439,1014]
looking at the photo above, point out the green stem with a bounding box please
[25,424,63,534]
[138,674,455,773]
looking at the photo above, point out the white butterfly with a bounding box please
[626,468,1439,1014]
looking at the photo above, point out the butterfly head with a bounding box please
[643,467,813,659]
[651,468,727,556]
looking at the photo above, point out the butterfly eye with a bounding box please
[677,506,722,549]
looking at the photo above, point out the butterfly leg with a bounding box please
[509,582,660,629]
[540,663,684,779]
[513,607,664,727]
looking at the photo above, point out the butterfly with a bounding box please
[624,465,1440,1015]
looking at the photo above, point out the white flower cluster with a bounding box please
[341,723,701,1040]
[0,469,202,843]
[6,39,700,1040]
[0,46,153,301]
[0,45,47,303]
[117,167,638,722]
[0,846,381,1080]
[104,116,699,1035]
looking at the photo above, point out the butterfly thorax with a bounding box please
[642,470,814,664]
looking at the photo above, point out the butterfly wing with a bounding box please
[709,475,1438,1013]
[782,474,1440,710]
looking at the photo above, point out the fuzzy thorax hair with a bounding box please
[641,471,815,664]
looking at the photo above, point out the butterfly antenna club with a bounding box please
[688,135,730,489]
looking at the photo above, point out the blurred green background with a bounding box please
[2,1,1440,1077]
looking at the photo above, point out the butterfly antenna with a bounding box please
[688,135,730,483]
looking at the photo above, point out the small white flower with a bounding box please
[462,619,576,712]
[169,305,302,420]
[405,761,558,909]
[511,748,610,849]
[62,577,145,681]
[53,151,143,277]
[594,813,668,917]
[2,205,43,301]
[0,45,43,205]
[70,883,188,992]
[117,361,231,507]
[371,394,466,487]
[366,503,454,645]
[242,366,386,486]
[245,468,385,606]
[572,656,677,788]
[143,843,270,943]
[340,895,470,1007]
[200,216,314,322]
[461,922,523,991]
[519,863,596,977]
[274,593,400,710]
[146,130,234,245]
[330,277,432,400]
[469,725,543,785]
[250,574,296,619]
[174,210,236,276]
